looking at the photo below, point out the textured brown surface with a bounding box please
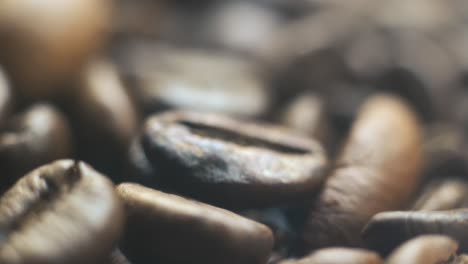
[117,183,273,264]
[363,209,468,255]
[303,94,424,251]
[0,160,123,264]
[142,110,328,208]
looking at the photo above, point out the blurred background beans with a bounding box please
[1,0,468,263]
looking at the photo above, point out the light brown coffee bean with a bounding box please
[303,94,423,251]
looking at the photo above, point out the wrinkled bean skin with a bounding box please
[142,111,328,208]
[386,235,458,264]
[117,183,273,264]
[0,160,124,264]
[0,104,72,190]
[278,248,383,264]
[303,94,424,251]
[362,209,468,255]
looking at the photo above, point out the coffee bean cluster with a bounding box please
[1,1,468,264]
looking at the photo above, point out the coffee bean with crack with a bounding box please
[386,235,458,264]
[0,160,124,264]
[117,183,273,264]
[141,110,328,208]
[0,104,72,190]
[302,94,424,251]
[278,248,382,264]
[362,209,468,255]
[412,178,468,211]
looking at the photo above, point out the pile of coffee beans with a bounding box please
[1,0,468,263]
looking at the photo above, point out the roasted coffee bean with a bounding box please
[278,248,382,264]
[412,178,468,211]
[303,94,423,251]
[0,104,72,190]
[385,235,458,264]
[117,183,273,264]
[0,68,13,127]
[362,209,468,255]
[115,43,270,118]
[0,0,112,98]
[0,160,123,264]
[142,110,328,208]
[67,59,139,176]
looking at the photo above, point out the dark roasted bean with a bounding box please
[117,183,273,264]
[303,94,423,251]
[0,160,124,264]
[385,235,458,264]
[141,110,328,208]
[362,209,468,255]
